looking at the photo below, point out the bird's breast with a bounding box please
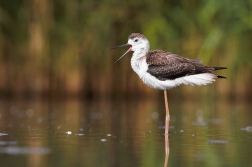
[130,56,148,78]
[131,57,158,88]
[130,56,177,90]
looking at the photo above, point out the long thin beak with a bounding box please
[110,44,132,63]
[110,43,131,49]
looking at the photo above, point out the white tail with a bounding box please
[182,73,218,86]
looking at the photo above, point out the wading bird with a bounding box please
[111,33,226,136]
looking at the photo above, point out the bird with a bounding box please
[111,33,227,137]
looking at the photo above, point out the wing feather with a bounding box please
[146,50,213,80]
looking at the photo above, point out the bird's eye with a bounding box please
[134,39,138,42]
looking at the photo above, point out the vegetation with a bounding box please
[0,0,251,99]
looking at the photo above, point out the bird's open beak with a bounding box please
[111,44,132,63]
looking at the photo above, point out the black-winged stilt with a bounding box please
[111,33,226,137]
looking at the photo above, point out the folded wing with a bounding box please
[146,50,217,81]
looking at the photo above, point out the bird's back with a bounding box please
[146,50,226,81]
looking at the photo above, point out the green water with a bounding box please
[0,98,251,167]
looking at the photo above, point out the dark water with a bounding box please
[0,98,251,167]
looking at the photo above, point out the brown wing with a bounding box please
[146,50,214,80]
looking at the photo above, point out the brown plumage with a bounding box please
[129,33,147,40]
[146,50,227,81]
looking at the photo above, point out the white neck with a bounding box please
[130,49,149,78]
[133,47,149,59]
[128,38,150,59]
[128,37,150,76]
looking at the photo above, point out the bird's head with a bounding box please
[111,33,150,63]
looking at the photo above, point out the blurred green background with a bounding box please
[0,0,251,100]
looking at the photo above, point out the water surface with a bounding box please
[0,98,251,167]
